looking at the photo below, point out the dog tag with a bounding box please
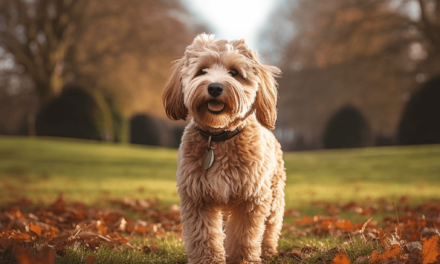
[202,135,214,170]
[202,148,214,170]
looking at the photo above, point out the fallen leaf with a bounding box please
[331,251,351,264]
[86,255,96,264]
[382,245,402,261]
[421,235,440,264]
[295,216,314,225]
[30,223,43,237]
[369,250,381,264]
[15,245,55,264]
[334,220,355,231]
[49,194,67,214]
[369,245,402,263]
[10,232,31,242]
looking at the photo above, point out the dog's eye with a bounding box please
[196,68,207,77]
[229,69,239,77]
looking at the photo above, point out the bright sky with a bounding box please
[182,0,280,51]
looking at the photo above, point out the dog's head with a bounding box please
[162,34,281,131]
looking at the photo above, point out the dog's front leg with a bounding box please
[179,192,226,264]
[225,200,270,263]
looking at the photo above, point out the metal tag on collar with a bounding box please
[202,135,214,170]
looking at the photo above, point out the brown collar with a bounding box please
[195,126,244,142]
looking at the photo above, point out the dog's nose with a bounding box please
[207,83,223,97]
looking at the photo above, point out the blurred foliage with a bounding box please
[262,0,440,150]
[323,105,372,149]
[0,0,198,116]
[169,124,186,149]
[130,114,170,147]
[35,86,113,140]
[398,75,440,145]
[106,99,129,144]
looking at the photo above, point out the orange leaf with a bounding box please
[135,225,148,234]
[335,220,355,231]
[86,255,96,264]
[49,194,67,214]
[15,245,55,264]
[331,252,351,264]
[10,232,31,242]
[369,245,402,263]
[382,245,402,261]
[30,223,43,237]
[9,209,24,218]
[322,220,334,230]
[369,250,381,264]
[422,235,440,264]
[295,216,314,225]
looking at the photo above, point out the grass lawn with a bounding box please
[1,136,439,210]
[1,136,440,263]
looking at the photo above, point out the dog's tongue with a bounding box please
[207,101,225,112]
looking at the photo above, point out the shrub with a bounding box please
[323,105,372,149]
[106,99,129,143]
[398,76,440,145]
[130,114,170,146]
[36,86,113,140]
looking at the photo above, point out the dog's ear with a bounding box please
[162,59,188,120]
[255,64,281,130]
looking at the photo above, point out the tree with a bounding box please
[0,0,89,105]
[0,0,197,114]
[72,0,196,117]
[261,0,440,150]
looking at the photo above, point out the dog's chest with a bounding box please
[204,144,252,203]
[178,136,268,204]
[176,122,279,205]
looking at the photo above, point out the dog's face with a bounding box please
[163,34,281,131]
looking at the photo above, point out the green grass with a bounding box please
[1,136,440,263]
[1,136,439,210]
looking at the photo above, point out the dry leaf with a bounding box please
[295,216,314,225]
[421,235,440,264]
[382,245,402,261]
[331,252,351,264]
[369,250,381,264]
[15,245,55,264]
[86,254,96,264]
[29,223,43,237]
[369,245,402,263]
[334,220,355,231]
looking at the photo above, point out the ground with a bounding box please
[0,137,439,263]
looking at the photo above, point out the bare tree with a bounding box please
[418,0,440,47]
[262,0,440,150]
[0,0,89,105]
[0,0,197,113]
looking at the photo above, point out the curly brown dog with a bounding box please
[162,34,286,264]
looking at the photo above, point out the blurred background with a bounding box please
[1,3,440,261]
[0,0,439,150]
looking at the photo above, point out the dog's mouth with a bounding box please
[207,100,225,114]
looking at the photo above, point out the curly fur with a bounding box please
[162,34,286,264]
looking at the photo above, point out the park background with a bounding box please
[0,0,440,263]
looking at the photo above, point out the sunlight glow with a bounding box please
[182,0,279,51]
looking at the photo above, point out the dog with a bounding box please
[162,34,286,264]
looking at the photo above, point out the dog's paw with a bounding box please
[261,249,278,259]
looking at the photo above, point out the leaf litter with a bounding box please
[0,195,182,263]
[283,198,440,264]
[1,195,440,263]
